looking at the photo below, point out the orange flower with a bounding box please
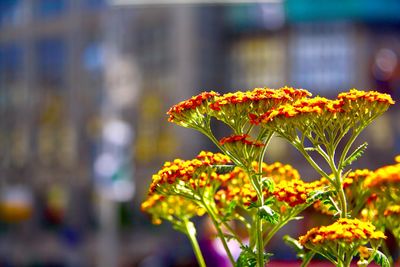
[141,193,205,225]
[220,134,265,147]
[253,97,343,125]
[167,91,218,126]
[149,151,231,194]
[299,218,386,245]
[209,86,310,133]
[252,161,301,183]
[338,89,395,105]
[364,163,400,188]
[384,205,400,217]
[273,179,326,207]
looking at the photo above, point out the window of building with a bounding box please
[34,0,67,19]
[35,38,66,89]
[0,0,23,27]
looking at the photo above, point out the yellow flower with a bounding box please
[167,91,218,128]
[273,178,326,207]
[364,162,400,188]
[141,193,205,225]
[149,151,231,194]
[209,86,310,133]
[299,218,386,246]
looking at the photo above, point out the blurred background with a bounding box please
[0,0,400,266]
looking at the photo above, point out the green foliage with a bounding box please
[341,142,368,169]
[222,200,238,221]
[258,205,279,224]
[371,249,391,267]
[235,246,272,267]
[261,177,275,192]
[283,235,315,267]
[214,164,236,174]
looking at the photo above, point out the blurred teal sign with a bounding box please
[286,0,400,22]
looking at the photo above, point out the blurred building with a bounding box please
[0,0,400,266]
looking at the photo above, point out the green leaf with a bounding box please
[342,142,368,169]
[261,177,275,192]
[283,235,315,266]
[283,235,304,256]
[300,252,316,267]
[263,196,275,206]
[258,205,279,224]
[213,164,236,174]
[235,246,257,267]
[247,202,260,209]
[371,249,390,267]
[235,246,272,267]
[225,200,237,217]
[304,147,316,151]
[306,189,332,204]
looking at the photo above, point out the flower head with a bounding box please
[273,178,326,207]
[299,218,386,246]
[219,134,265,165]
[167,91,219,127]
[364,163,400,188]
[337,89,395,125]
[141,193,205,225]
[209,86,310,133]
[149,151,231,194]
[252,161,301,183]
[214,161,301,208]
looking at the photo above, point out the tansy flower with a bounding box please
[209,86,310,133]
[214,161,301,208]
[299,218,386,245]
[364,163,400,188]
[141,193,205,225]
[395,155,400,163]
[384,205,400,217]
[273,179,327,207]
[337,89,394,126]
[167,91,219,128]
[252,161,300,182]
[219,134,265,165]
[252,89,394,146]
[149,151,231,194]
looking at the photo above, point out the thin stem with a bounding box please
[296,144,332,183]
[338,127,363,171]
[254,131,273,267]
[183,220,206,267]
[203,202,236,265]
[255,213,265,267]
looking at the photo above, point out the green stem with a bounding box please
[203,202,236,265]
[338,128,363,171]
[254,132,273,267]
[296,145,332,183]
[183,220,206,267]
[255,212,265,267]
[337,184,347,218]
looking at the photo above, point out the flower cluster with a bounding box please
[250,90,394,145]
[142,87,395,267]
[167,91,219,127]
[364,162,400,189]
[141,193,205,225]
[273,179,326,207]
[209,86,311,133]
[149,151,231,194]
[299,218,385,245]
[219,134,265,165]
[215,161,303,206]
[219,134,264,147]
